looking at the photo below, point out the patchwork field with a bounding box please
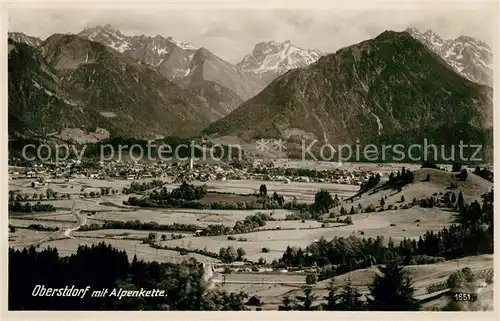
[89,208,296,226]
[160,205,454,262]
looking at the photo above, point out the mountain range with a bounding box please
[8,34,216,141]
[203,31,493,159]
[405,27,492,86]
[78,25,265,102]
[8,25,493,157]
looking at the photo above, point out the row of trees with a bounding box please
[200,212,273,236]
[9,201,56,213]
[252,167,342,179]
[122,180,166,195]
[79,212,274,237]
[127,183,286,210]
[358,173,381,194]
[387,167,415,187]
[9,190,71,202]
[219,246,246,263]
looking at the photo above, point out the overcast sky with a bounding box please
[8,1,497,64]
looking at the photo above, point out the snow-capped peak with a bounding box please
[166,37,198,51]
[405,27,492,86]
[77,25,199,79]
[78,25,198,65]
[79,24,131,53]
[8,32,43,48]
[238,40,323,75]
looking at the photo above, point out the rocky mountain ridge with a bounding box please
[405,27,492,86]
[237,40,323,83]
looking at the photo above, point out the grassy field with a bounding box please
[166,179,359,203]
[159,205,454,262]
[71,229,193,240]
[8,228,63,249]
[215,254,493,310]
[9,168,472,263]
[90,208,296,227]
[37,237,221,264]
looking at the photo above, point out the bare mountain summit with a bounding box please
[405,27,492,86]
[8,32,43,47]
[237,40,323,84]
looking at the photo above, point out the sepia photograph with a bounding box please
[4,0,497,315]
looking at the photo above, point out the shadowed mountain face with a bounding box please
[8,38,105,138]
[78,25,263,107]
[8,34,231,140]
[202,31,492,151]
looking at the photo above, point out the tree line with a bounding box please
[9,201,56,213]
[122,180,166,195]
[78,212,274,237]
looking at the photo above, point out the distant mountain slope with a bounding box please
[78,25,264,105]
[8,34,226,140]
[203,31,492,155]
[237,40,323,84]
[8,38,105,138]
[8,32,42,47]
[405,27,492,86]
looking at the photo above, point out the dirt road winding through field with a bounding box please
[64,201,87,239]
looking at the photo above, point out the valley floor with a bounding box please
[8,166,494,311]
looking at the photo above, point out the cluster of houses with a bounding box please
[8,157,373,186]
